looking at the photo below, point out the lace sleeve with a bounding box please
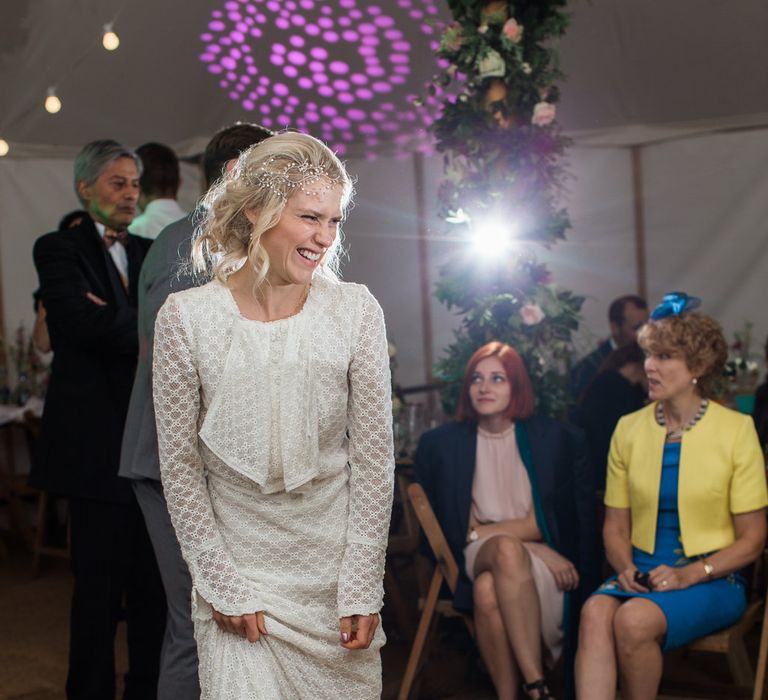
[153,296,264,616]
[338,289,395,617]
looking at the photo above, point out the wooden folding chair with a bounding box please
[384,470,421,639]
[398,482,475,700]
[752,596,768,700]
[662,553,768,700]
[23,412,69,574]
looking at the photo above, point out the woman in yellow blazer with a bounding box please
[575,293,767,700]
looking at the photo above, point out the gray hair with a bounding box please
[73,139,142,206]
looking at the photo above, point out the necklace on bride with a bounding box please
[249,282,310,321]
[291,283,310,316]
[656,398,708,440]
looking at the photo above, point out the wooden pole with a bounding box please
[630,145,648,300]
[413,152,434,385]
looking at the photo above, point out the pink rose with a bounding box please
[531,102,556,126]
[502,18,523,43]
[520,304,545,326]
[441,22,464,51]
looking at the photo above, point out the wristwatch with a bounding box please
[701,558,714,580]
[467,528,479,544]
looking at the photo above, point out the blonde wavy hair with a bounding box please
[637,312,728,398]
[192,132,353,286]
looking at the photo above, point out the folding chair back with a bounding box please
[398,483,474,700]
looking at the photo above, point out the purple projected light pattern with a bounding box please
[199,0,448,157]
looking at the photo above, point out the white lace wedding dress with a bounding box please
[153,274,394,699]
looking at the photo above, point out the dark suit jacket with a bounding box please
[573,370,647,490]
[570,339,612,402]
[119,215,197,481]
[413,416,600,622]
[30,216,152,502]
[754,380,768,452]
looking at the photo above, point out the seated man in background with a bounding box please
[571,294,648,403]
[129,142,186,240]
[753,334,768,454]
[573,342,647,491]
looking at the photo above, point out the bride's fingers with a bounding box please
[256,611,268,636]
[365,614,379,647]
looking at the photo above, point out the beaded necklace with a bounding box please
[655,398,708,440]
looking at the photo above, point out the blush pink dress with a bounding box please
[463,424,564,662]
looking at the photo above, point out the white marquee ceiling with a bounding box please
[2,0,768,157]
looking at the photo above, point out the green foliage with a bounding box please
[429,0,582,417]
[434,250,583,416]
[433,1,571,246]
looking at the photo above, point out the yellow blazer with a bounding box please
[604,400,767,557]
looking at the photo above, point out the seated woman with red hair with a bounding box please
[414,341,600,700]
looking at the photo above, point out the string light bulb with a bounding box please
[0,139,9,157]
[45,87,62,114]
[102,23,120,51]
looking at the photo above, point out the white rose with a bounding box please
[531,101,556,126]
[477,49,505,79]
[520,303,545,325]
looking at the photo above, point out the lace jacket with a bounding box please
[153,276,395,618]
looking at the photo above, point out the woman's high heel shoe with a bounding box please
[523,678,554,699]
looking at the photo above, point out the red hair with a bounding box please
[456,341,535,422]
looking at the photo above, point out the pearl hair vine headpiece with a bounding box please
[242,157,340,200]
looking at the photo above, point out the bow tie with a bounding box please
[103,229,128,248]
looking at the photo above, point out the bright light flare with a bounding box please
[0,139,9,157]
[44,88,61,114]
[471,217,519,256]
[102,24,120,51]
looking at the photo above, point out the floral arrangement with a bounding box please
[434,250,582,416]
[427,0,583,417]
[724,321,760,391]
[7,323,49,404]
[428,0,571,244]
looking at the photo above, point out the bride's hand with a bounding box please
[340,613,379,650]
[526,542,579,591]
[212,609,267,642]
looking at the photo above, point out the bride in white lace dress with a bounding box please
[152,132,394,699]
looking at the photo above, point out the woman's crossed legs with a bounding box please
[576,594,667,700]
[472,535,547,699]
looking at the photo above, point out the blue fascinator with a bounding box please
[650,291,702,321]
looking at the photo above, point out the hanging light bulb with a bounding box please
[102,23,120,51]
[45,87,62,114]
[0,139,9,157]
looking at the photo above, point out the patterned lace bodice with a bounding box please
[153,276,395,617]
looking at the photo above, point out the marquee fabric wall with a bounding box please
[3,126,766,389]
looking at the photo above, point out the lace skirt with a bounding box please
[193,469,384,699]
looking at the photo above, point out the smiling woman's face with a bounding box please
[254,182,343,287]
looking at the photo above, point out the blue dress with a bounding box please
[594,442,746,650]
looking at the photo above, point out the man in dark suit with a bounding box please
[31,139,164,700]
[118,123,272,699]
[570,294,648,402]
